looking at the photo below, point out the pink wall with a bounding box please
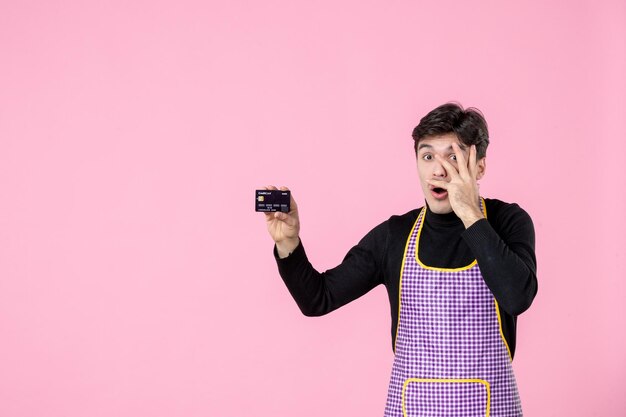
[1,1,625,416]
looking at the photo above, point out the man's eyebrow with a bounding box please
[417,144,433,150]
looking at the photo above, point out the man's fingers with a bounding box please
[468,145,478,179]
[452,143,470,179]
[265,211,297,228]
[274,211,298,226]
[266,211,283,222]
[434,154,460,180]
[426,179,448,189]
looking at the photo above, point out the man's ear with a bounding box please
[476,157,487,180]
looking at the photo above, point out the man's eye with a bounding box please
[423,154,433,161]
[449,154,457,161]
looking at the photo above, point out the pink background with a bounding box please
[1,1,625,416]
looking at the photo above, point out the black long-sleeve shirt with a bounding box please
[274,198,537,359]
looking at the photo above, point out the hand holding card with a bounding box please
[261,186,300,258]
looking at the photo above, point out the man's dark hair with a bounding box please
[412,103,489,159]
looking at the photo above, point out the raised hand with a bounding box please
[426,143,484,228]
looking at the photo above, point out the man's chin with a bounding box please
[425,198,453,214]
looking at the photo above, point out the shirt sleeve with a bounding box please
[273,221,388,316]
[461,205,538,316]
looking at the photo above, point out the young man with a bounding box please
[264,103,537,416]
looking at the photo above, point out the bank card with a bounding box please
[255,189,291,213]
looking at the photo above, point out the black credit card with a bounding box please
[255,190,291,213]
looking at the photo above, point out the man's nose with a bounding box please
[433,160,447,177]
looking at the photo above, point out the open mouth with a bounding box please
[430,186,448,200]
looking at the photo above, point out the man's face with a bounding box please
[415,133,486,214]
